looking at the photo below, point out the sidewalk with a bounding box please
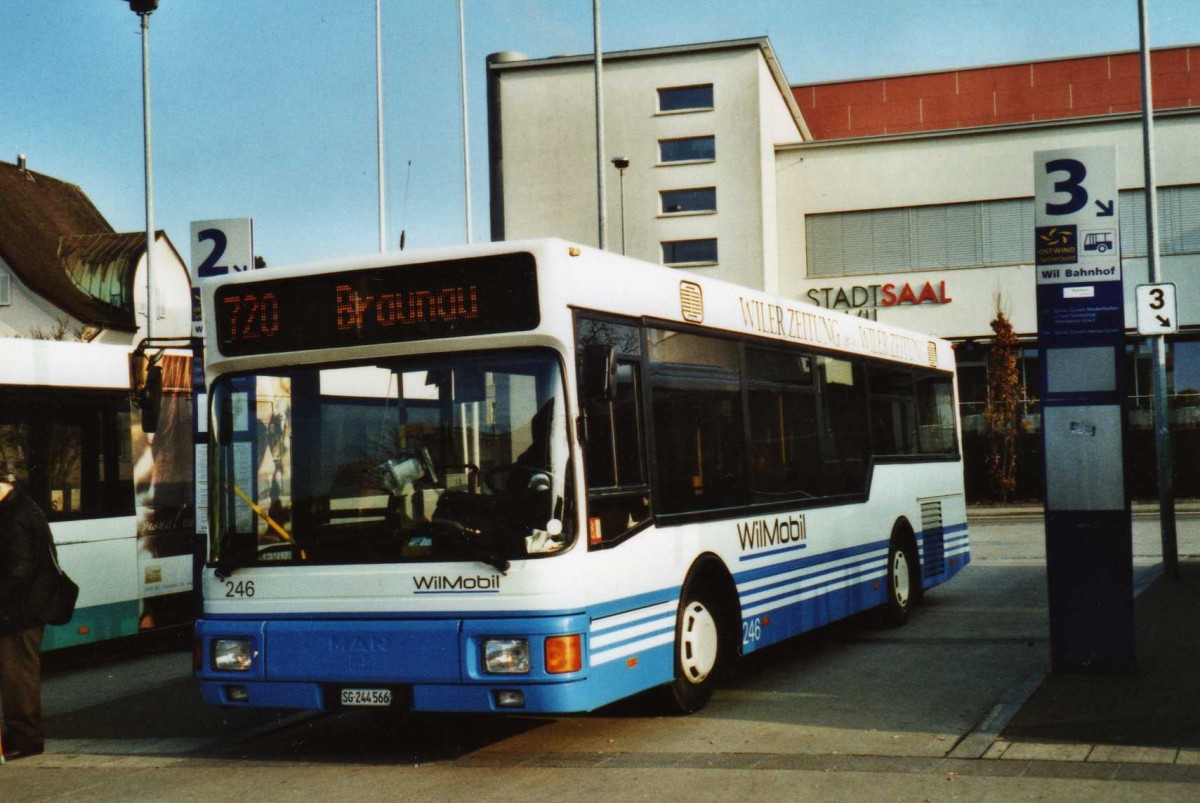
[968,500,1200,521]
[992,557,1200,765]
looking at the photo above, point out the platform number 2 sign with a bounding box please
[189,218,255,281]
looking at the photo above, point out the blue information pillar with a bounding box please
[1034,146,1135,673]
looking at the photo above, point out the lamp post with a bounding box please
[593,0,607,250]
[125,0,159,339]
[611,156,629,255]
[1138,0,1177,578]
[375,0,386,252]
[458,0,472,244]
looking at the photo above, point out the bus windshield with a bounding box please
[209,349,573,571]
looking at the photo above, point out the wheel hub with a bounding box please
[679,600,719,684]
[892,549,911,607]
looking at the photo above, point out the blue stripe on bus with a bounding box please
[587,586,681,621]
[740,554,886,607]
[733,538,890,585]
[589,621,676,664]
[412,589,502,595]
[738,541,808,562]
[739,572,884,654]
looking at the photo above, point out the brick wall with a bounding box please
[793,46,1200,139]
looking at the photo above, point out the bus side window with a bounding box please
[745,347,820,501]
[867,365,918,456]
[817,356,869,495]
[915,372,959,455]
[646,328,748,514]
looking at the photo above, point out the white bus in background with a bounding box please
[0,339,194,650]
[195,239,968,715]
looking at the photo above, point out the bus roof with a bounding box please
[201,238,954,373]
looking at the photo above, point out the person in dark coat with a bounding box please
[0,461,58,760]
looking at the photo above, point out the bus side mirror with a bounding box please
[138,364,163,434]
[580,345,618,403]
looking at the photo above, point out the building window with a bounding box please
[662,238,718,266]
[1119,185,1200,257]
[657,84,714,113]
[806,198,1032,277]
[659,136,715,164]
[661,187,717,215]
[806,184,1200,278]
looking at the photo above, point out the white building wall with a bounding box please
[0,255,80,338]
[498,62,599,247]
[1,237,192,344]
[496,44,800,291]
[777,113,1200,339]
[756,57,804,295]
[123,237,194,342]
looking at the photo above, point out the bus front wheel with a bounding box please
[662,585,722,714]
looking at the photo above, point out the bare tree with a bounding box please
[984,294,1025,502]
[28,315,88,341]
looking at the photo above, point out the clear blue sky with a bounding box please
[3,1,1198,268]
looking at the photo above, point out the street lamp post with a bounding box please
[126,0,159,339]
[593,0,607,250]
[611,156,629,255]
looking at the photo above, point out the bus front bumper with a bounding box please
[194,613,665,714]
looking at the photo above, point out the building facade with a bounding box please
[0,157,192,343]
[487,39,1200,501]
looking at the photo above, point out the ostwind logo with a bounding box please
[1035,225,1078,265]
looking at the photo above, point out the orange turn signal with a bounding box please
[545,634,582,674]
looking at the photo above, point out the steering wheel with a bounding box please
[482,463,553,494]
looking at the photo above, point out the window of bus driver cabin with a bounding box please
[212,351,573,569]
[576,316,650,545]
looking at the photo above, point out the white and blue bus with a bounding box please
[195,239,968,714]
[0,339,194,650]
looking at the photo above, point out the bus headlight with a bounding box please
[212,638,255,672]
[483,639,530,674]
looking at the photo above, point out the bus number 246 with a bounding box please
[225,580,256,598]
[742,617,763,646]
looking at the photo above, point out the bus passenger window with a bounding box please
[745,347,820,501]
[868,365,917,456]
[915,373,959,455]
[647,329,748,514]
[817,356,868,495]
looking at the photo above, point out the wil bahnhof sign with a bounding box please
[1034,145,1135,674]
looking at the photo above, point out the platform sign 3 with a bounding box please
[1034,147,1122,348]
[1135,283,1178,335]
[1033,144,1135,674]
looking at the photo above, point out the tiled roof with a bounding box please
[793,45,1200,140]
[0,159,138,330]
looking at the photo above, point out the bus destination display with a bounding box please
[214,253,539,356]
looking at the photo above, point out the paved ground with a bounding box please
[2,505,1199,800]
[1000,557,1200,753]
